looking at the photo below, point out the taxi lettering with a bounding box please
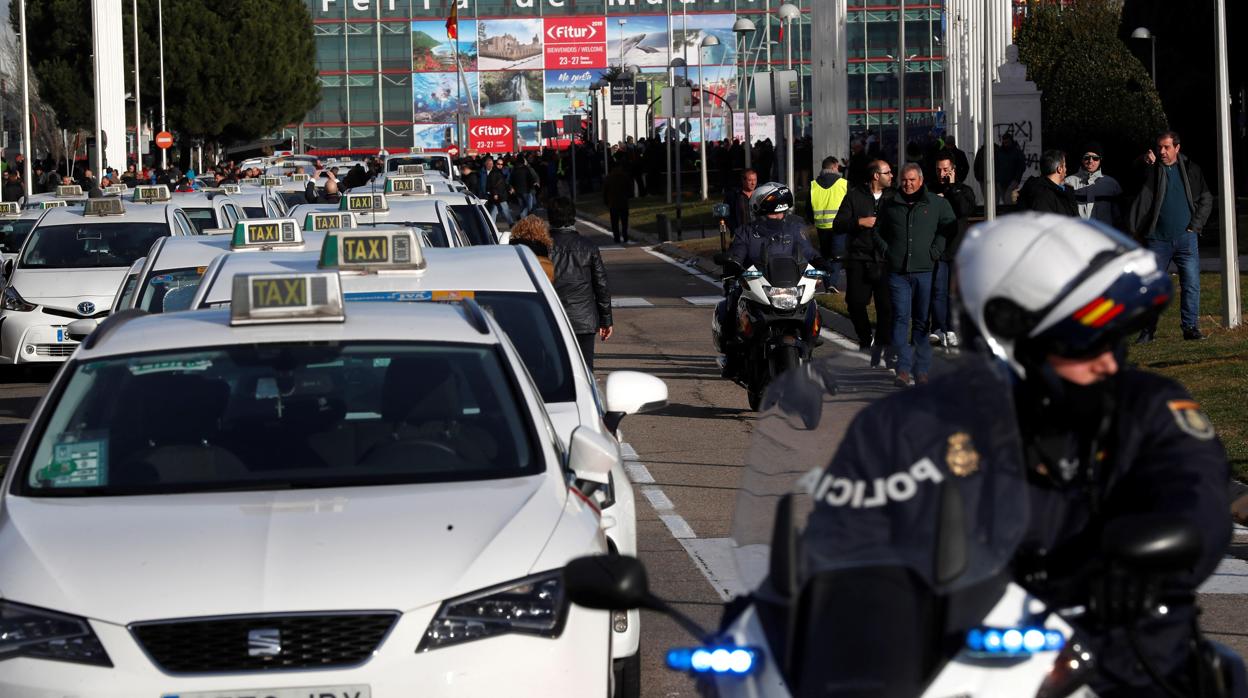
[814,457,945,509]
[313,215,340,230]
[252,278,307,308]
[391,179,414,192]
[348,195,374,209]
[343,236,389,263]
[249,224,281,243]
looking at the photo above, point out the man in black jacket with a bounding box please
[723,169,758,238]
[484,157,514,229]
[831,160,895,366]
[928,152,978,348]
[509,154,540,219]
[548,197,613,370]
[1128,131,1214,342]
[1018,150,1078,216]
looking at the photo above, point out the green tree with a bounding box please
[1015,0,1167,163]
[12,0,319,144]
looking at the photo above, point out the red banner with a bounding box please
[543,16,606,70]
[467,117,516,154]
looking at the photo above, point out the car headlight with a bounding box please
[764,286,800,311]
[2,286,36,312]
[0,600,112,667]
[418,570,568,652]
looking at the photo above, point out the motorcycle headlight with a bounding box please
[418,569,568,652]
[0,600,112,667]
[2,286,36,312]
[764,286,800,311]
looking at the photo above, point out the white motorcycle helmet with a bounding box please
[956,213,1172,377]
[749,182,794,217]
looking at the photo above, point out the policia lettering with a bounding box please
[814,457,945,509]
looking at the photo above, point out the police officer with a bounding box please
[800,213,1232,697]
[808,156,849,290]
[717,182,831,375]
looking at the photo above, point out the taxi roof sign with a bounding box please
[384,176,427,196]
[221,183,242,194]
[133,185,172,203]
[319,228,425,272]
[103,184,127,195]
[38,200,69,209]
[290,173,311,183]
[231,218,304,250]
[341,192,388,213]
[230,272,345,326]
[0,202,19,215]
[396,164,425,175]
[305,211,357,231]
[84,198,126,217]
[241,177,260,185]
[57,185,83,198]
[260,176,282,187]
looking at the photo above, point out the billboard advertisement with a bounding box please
[543,16,606,69]
[544,69,595,121]
[478,18,544,71]
[468,117,516,153]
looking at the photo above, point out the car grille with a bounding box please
[34,344,76,357]
[130,612,399,674]
[42,307,109,320]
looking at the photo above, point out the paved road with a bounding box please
[0,228,1243,696]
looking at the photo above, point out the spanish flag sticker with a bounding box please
[1167,400,1216,441]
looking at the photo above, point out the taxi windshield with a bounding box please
[17,343,540,497]
[242,206,267,218]
[361,220,447,247]
[18,223,168,269]
[476,292,574,403]
[0,218,36,254]
[181,207,217,233]
[138,267,206,313]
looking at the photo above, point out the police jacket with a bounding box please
[873,186,956,273]
[831,184,893,264]
[550,227,613,334]
[803,356,1229,691]
[726,215,824,275]
[1128,154,1213,238]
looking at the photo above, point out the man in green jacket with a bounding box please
[873,162,957,387]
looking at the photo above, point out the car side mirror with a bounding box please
[567,425,617,486]
[497,231,511,245]
[564,555,651,611]
[3,259,12,278]
[1101,514,1203,574]
[66,318,99,342]
[603,371,668,435]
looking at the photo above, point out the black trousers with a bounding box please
[609,207,630,243]
[576,332,596,371]
[846,260,892,349]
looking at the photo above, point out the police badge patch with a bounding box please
[945,432,980,477]
[1166,400,1216,440]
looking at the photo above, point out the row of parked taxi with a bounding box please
[0,154,665,697]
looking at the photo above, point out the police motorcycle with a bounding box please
[712,208,826,410]
[562,352,1247,698]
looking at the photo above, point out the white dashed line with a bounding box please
[624,462,655,484]
[682,295,723,306]
[679,538,749,601]
[659,514,697,540]
[577,217,615,238]
[642,247,722,286]
[641,487,674,511]
[1199,557,1248,595]
[612,297,654,308]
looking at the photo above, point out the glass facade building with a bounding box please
[290,1,955,154]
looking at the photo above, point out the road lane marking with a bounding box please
[641,487,675,511]
[643,247,722,286]
[612,297,654,308]
[682,295,722,306]
[1199,557,1248,594]
[577,217,615,238]
[660,514,697,540]
[680,538,748,601]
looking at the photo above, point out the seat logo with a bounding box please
[247,628,282,657]
[77,301,96,315]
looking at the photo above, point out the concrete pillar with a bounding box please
[92,0,127,170]
[810,0,848,167]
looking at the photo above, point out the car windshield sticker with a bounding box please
[38,438,107,488]
[128,358,214,376]
[344,291,433,302]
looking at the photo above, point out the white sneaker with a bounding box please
[945,331,959,348]
[928,332,943,346]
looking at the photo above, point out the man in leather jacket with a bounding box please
[547,196,613,370]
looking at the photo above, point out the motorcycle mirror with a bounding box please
[712,252,729,266]
[711,203,730,219]
[1101,514,1203,573]
[564,555,650,611]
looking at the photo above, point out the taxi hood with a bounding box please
[0,476,567,624]
[10,268,128,303]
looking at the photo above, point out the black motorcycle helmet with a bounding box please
[749,182,794,217]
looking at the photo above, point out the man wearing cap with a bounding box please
[1064,142,1122,226]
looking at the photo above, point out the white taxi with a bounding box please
[0,271,623,696]
[0,202,42,270]
[308,182,474,248]
[170,191,247,233]
[0,192,192,363]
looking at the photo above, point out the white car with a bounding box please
[307,185,474,248]
[229,187,289,219]
[189,231,665,690]
[0,270,636,696]
[0,196,192,363]
[170,191,247,233]
[0,203,43,269]
[384,151,456,178]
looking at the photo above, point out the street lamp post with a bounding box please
[733,18,756,170]
[618,19,627,143]
[1131,27,1157,88]
[626,65,640,147]
[1212,0,1241,327]
[897,0,906,168]
[778,3,800,191]
[17,0,33,198]
[157,0,167,170]
[132,0,142,167]
[671,57,688,236]
[698,35,721,201]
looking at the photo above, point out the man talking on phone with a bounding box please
[928,151,976,348]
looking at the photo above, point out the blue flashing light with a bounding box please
[965,626,1066,657]
[666,646,759,676]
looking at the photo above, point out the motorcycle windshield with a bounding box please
[732,352,1031,597]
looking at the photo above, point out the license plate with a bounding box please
[54,327,68,343]
[164,687,370,698]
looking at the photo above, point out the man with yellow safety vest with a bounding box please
[808,156,849,290]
